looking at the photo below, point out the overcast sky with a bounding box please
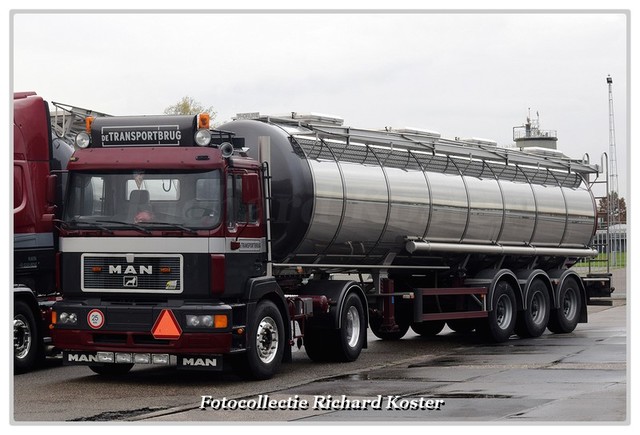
[10,10,630,200]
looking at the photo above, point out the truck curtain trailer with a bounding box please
[51,111,607,379]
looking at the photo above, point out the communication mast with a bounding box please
[606,75,622,266]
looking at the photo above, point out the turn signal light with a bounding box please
[214,314,228,329]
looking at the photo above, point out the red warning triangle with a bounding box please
[151,309,182,340]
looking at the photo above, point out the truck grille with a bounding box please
[82,254,183,293]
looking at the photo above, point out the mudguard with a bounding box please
[515,269,553,311]
[466,269,523,311]
[298,280,368,332]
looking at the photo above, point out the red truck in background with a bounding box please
[12,92,109,372]
[13,92,75,372]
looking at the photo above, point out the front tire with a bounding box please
[14,300,40,373]
[246,300,285,380]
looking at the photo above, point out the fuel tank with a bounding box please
[220,116,597,264]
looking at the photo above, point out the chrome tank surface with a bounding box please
[221,118,597,264]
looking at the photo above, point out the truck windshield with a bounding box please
[63,170,223,230]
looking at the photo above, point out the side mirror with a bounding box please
[46,174,57,205]
[242,173,260,204]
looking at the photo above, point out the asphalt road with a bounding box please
[150,302,628,423]
[13,292,627,424]
[10,272,630,425]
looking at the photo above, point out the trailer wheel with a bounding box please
[246,300,284,379]
[334,293,366,362]
[515,279,550,338]
[14,300,40,373]
[89,364,134,376]
[411,320,445,337]
[481,280,517,342]
[548,277,581,334]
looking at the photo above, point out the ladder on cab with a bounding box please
[50,101,111,144]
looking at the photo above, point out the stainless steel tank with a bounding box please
[220,117,597,264]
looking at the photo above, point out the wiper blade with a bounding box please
[94,220,152,235]
[59,219,114,234]
[139,222,198,235]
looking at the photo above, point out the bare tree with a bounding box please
[598,192,627,224]
[164,96,217,122]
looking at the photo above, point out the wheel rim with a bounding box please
[256,316,279,364]
[495,294,514,330]
[14,315,32,360]
[345,306,361,348]
[530,291,547,325]
[562,288,578,320]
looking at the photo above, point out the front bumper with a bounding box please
[51,300,237,355]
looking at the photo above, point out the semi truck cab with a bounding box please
[51,114,291,378]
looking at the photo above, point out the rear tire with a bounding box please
[334,293,366,362]
[548,277,581,334]
[516,279,550,338]
[480,280,517,342]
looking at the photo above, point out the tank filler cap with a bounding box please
[459,137,498,147]
[290,112,344,126]
[390,127,441,139]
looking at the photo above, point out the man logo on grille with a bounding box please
[124,276,138,287]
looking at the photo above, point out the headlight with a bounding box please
[57,312,78,325]
[194,128,211,146]
[75,132,91,148]
[186,314,218,328]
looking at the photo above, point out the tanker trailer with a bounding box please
[221,112,603,350]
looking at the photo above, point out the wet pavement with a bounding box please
[151,299,627,423]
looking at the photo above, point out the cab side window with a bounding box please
[226,174,257,228]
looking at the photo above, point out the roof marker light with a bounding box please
[198,113,210,129]
[85,116,94,133]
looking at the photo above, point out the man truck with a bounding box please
[50,111,609,379]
